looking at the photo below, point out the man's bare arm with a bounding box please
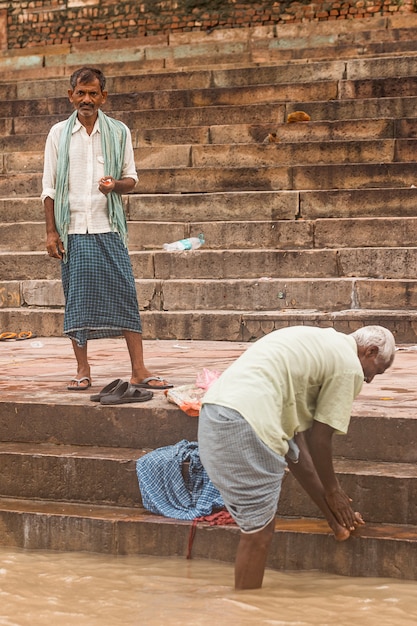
[44,196,64,259]
[286,432,363,540]
[306,421,359,531]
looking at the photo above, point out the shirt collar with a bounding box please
[72,116,101,135]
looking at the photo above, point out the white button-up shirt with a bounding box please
[41,116,138,234]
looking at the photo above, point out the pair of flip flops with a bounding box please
[0,331,37,341]
[90,379,153,405]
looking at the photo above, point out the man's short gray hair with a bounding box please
[350,325,396,366]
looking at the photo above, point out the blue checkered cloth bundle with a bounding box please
[61,232,142,346]
[136,439,224,520]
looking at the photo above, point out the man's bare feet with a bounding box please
[130,375,173,389]
[67,376,92,391]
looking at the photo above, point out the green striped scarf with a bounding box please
[54,109,128,262]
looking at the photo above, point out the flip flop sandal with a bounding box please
[90,378,124,402]
[16,331,37,341]
[0,332,17,341]
[100,381,153,405]
[67,377,92,391]
[132,376,174,390]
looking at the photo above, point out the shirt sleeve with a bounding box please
[313,371,364,434]
[41,124,61,204]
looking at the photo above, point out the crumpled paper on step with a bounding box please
[165,368,220,417]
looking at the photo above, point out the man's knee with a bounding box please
[240,518,275,549]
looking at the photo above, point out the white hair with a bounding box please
[350,325,396,366]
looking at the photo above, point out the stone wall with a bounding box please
[0,0,415,49]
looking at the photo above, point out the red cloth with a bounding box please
[186,510,236,559]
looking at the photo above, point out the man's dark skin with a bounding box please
[44,73,168,390]
[234,342,392,590]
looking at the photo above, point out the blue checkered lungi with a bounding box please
[61,232,142,346]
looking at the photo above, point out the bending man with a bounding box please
[198,325,396,590]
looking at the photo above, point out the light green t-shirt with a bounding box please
[202,326,364,457]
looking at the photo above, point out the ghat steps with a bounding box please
[0,337,417,580]
[1,17,417,579]
[2,19,417,340]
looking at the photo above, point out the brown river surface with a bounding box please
[0,548,416,625]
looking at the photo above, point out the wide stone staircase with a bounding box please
[1,14,417,579]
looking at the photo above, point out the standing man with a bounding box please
[198,325,396,590]
[42,67,172,392]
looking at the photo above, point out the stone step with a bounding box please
[4,248,417,280]
[2,188,417,224]
[6,116,416,152]
[253,38,417,65]
[4,72,417,124]
[3,162,417,197]
[0,399,198,452]
[1,391,414,463]
[133,163,417,194]
[128,188,417,221]
[0,442,145,509]
[7,138,417,175]
[4,276,417,312]
[9,95,417,139]
[0,77,342,119]
[4,20,415,99]
[6,216,417,253]
[1,307,417,342]
[0,496,415,580]
[136,118,417,147]
[0,442,414,525]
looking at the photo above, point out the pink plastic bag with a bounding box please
[195,368,221,390]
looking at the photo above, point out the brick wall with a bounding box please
[0,0,414,49]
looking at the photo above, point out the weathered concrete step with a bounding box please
[7,216,417,253]
[0,400,414,463]
[9,95,417,138]
[0,79,342,120]
[8,139,417,175]
[134,163,417,194]
[128,188,417,221]
[0,444,417,524]
[6,116,416,152]
[9,103,285,136]
[136,309,417,344]
[0,444,414,524]
[6,276,417,312]
[253,39,417,65]
[4,42,417,101]
[139,118,415,147]
[279,460,417,525]
[2,307,417,342]
[3,188,417,224]
[0,398,198,450]
[0,497,415,580]
[4,248,417,281]
[1,274,417,315]
[0,442,144,508]
[5,162,416,197]
[2,74,415,118]
[0,80,339,123]
[289,95,417,122]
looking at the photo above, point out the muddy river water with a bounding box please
[0,548,416,625]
